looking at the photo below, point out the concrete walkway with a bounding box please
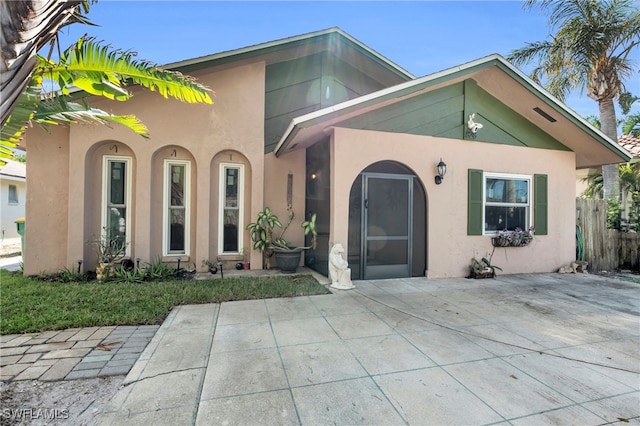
[96,273,639,425]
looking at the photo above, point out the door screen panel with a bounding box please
[363,175,412,279]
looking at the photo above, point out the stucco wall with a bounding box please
[330,127,576,278]
[23,61,266,274]
[23,126,70,274]
[262,149,308,267]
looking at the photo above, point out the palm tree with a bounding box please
[582,162,640,230]
[0,0,213,160]
[508,0,640,200]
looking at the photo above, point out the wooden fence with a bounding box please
[577,198,640,272]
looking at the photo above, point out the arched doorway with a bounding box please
[348,161,426,280]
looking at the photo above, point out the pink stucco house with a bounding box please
[22,28,630,278]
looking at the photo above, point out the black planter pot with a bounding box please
[273,248,302,273]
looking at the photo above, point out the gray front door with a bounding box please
[362,173,413,279]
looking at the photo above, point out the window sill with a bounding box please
[162,255,190,263]
[217,254,244,261]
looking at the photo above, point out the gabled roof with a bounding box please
[167,27,415,83]
[65,27,414,103]
[0,159,26,181]
[274,54,631,168]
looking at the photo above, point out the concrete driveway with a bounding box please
[97,273,639,425]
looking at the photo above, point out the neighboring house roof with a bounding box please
[274,54,632,168]
[0,159,26,181]
[618,134,640,158]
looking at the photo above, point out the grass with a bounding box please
[0,270,330,335]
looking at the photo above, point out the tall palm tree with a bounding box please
[508,0,640,200]
[0,0,213,160]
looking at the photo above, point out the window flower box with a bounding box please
[491,227,534,247]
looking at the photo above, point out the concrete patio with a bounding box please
[97,272,639,425]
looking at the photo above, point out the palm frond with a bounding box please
[510,0,640,105]
[50,37,213,104]
[33,98,149,138]
[0,74,43,149]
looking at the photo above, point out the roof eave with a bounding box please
[275,54,632,163]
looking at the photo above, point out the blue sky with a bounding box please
[56,1,639,121]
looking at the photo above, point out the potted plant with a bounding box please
[87,229,127,281]
[247,206,317,273]
[242,248,250,270]
[201,259,218,274]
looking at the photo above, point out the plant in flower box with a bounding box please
[492,226,535,247]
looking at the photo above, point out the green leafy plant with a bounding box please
[202,259,218,273]
[55,266,89,283]
[247,207,317,269]
[110,266,146,284]
[143,257,179,280]
[492,227,535,247]
[470,248,503,278]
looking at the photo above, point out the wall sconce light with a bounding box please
[435,158,447,185]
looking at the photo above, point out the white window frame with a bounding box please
[483,172,532,235]
[163,159,191,257]
[218,163,244,254]
[8,184,18,204]
[101,156,132,256]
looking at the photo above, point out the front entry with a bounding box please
[347,161,426,281]
[362,173,413,279]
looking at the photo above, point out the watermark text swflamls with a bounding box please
[1,408,69,421]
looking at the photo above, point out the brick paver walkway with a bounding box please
[0,325,159,382]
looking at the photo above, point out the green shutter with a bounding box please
[534,174,548,235]
[468,169,483,235]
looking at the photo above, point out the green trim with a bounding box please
[463,80,568,150]
[534,174,548,235]
[468,169,484,235]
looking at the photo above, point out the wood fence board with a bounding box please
[577,198,640,271]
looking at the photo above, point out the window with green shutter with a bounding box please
[533,174,548,235]
[468,169,483,235]
[467,169,547,236]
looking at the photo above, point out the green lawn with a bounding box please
[0,270,330,335]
